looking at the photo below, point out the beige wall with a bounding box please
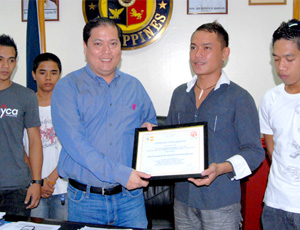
[0,0,293,115]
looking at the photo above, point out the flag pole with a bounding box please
[37,0,46,53]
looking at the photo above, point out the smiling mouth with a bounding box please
[101,58,112,62]
[194,61,206,65]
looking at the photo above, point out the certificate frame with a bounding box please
[132,122,208,180]
[22,0,60,22]
[187,0,228,15]
[249,0,286,5]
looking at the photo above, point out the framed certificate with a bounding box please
[187,0,228,14]
[132,122,208,180]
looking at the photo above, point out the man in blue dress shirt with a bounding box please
[51,17,157,229]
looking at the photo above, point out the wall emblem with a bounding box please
[82,0,173,50]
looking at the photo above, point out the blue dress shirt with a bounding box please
[51,64,157,188]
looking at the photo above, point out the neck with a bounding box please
[0,80,12,91]
[36,90,52,106]
[196,71,221,89]
[284,81,300,94]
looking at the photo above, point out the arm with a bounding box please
[25,127,43,209]
[125,122,154,190]
[263,134,274,161]
[189,90,265,186]
[225,91,265,179]
[41,168,58,198]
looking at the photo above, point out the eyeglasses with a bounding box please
[288,21,300,31]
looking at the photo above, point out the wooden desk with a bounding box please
[3,214,145,230]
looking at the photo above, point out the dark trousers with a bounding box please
[0,188,30,217]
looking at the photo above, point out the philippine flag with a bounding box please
[26,0,45,92]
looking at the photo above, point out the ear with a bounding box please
[32,71,36,81]
[83,41,88,56]
[222,47,230,61]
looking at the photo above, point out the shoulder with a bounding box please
[173,83,188,94]
[9,83,36,99]
[227,81,249,95]
[262,84,283,101]
[225,81,255,101]
[54,68,87,92]
[260,84,284,109]
[11,82,35,94]
[118,70,145,88]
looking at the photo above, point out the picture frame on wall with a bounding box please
[249,0,286,5]
[294,0,300,19]
[187,0,228,14]
[22,0,59,21]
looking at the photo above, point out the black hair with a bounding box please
[32,52,62,73]
[273,19,300,50]
[0,34,18,58]
[193,21,229,48]
[83,17,123,46]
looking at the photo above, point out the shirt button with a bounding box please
[110,103,112,106]
[109,123,112,126]
[110,142,113,146]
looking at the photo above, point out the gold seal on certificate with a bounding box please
[132,122,208,180]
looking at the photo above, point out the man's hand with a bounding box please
[41,179,55,198]
[188,162,233,187]
[141,122,157,131]
[25,183,41,209]
[126,170,151,190]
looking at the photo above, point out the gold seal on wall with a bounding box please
[82,0,173,50]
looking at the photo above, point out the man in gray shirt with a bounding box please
[0,34,43,216]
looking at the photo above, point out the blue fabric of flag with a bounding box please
[26,0,40,92]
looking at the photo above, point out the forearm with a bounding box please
[264,134,274,161]
[28,128,43,180]
[29,146,43,180]
[47,168,59,184]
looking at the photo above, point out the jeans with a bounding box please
[0,188,30,217]
[262,205,300,230]
[30,193,68,220]
[174,199,242,230]
[67,183,147,229]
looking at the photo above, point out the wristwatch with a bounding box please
[30,179,43,186]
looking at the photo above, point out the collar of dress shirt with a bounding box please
[186,70,230,93]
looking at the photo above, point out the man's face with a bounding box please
[273,39,300,88]
[190,31,229,78]
[0,45,16,84]
[32,60,60,93]
[84,25,121,82]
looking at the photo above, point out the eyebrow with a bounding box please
[92,38,119,42]
[191,42,212,46]
[272,53,295,57]
[38,69,59,72]
[0,55,16,60]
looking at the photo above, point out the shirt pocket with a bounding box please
[207,107,230,132]
[119,105,142,134]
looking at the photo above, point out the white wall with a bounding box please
[0,0,293,115]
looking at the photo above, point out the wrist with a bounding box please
[46,177,56,185]
[30,179,43,186]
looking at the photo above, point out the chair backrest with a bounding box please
[143,116,174,229]
[156,116,167,126]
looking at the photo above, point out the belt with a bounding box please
[69,179,122,196]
